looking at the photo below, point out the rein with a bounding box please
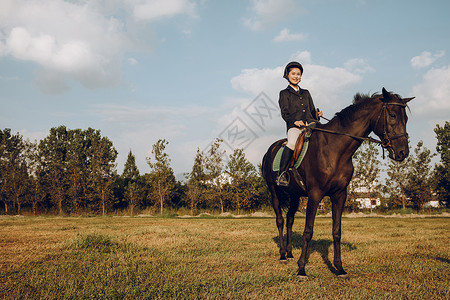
[313,101,408,158]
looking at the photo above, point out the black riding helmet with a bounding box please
[283,61,303,79]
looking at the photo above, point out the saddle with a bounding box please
[272,129,311,172]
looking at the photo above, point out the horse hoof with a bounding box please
[297,274,308,280]
[297,269,307,279]
[337,273,350,281]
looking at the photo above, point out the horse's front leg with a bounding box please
[331,190,349,279]
[297,191,322,278]
[286,197,300,259]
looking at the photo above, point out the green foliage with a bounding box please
[403,141,435,211]
[434,122,450,207]
[384,152,411,209]
[348,141,382,212]
[225,148,265,213]
[146,139,176,215]
[0,129,29,214]
[203,138,227,212]
[185,148,207,215]
[0,124,445,216]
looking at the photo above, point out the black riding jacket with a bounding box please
[278,85,318,131]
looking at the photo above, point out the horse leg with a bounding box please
[331,190,349,279]
[297,191,322,278]
[274,204,287,261]
[286,197,300,259]
[270,188,287,261]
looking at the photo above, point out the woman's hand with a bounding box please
[294,120,305,127]
[317,110,323,118]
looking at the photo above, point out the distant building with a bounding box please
[424,200,440,208]
[353,185,381,210]
[356,197,381,209]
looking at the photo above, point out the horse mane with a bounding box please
[334,92,381,127]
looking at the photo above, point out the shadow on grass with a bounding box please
[436,257,450,264]
[273,231,357,275]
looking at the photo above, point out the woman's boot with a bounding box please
[276,147,293,186]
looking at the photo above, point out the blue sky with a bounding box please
[1,0,449,176]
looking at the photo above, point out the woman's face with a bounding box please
[287,68,302,85]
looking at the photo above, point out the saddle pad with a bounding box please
[272,135,310,172]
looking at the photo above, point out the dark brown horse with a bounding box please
[262,88,414,279]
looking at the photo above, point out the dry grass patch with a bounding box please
[0,216,448,299]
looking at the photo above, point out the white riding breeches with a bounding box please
[286,127,305,150]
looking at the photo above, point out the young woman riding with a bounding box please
[277,61,323,186]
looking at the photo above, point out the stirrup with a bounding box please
[276,171,290,187]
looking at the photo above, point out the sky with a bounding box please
[1,0,449,178]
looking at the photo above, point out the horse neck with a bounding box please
[324,99,381,156]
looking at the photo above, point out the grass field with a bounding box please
[1,214,449,299]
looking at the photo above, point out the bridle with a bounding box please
[374,100,408,150]
[311,99,408,157]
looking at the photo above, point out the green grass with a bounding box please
[1,216,449,299]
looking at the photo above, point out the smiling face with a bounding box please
[287,67,302,85]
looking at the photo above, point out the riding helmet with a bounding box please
[283,61,303,79]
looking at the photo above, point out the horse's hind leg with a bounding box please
[286,196,300,259]
[273,198,287,262]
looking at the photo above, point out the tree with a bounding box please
[404,141,435,212]
[0,129,28,214]
[122,150,141,215]
[38,127,117,215]
[434,122,449,207]
[348,141,382,213]
[226,148,258,214]
[204,139,226,213]
[24,140,47,215]
[39,126,69,215]
[186,148,206,215]
[65,129,87,213]
[147,139,175,215]
[384,154,411,209]
[88,129,117,215]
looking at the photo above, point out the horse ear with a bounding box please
[403,97,415,103]
[381,87,390,102]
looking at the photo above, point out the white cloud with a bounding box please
[0,0,198,94]
[244,0,300,30]
[272,28,306,42]
[230,52,363,113]
[291,50,312,64]
[344,58,375,74]
[225,52,367,167]
[230,66,284,97]
[0,0,133,93]
[411,65,450,117]
[128,57,138,66]
[130,0,197,21]
[410,50,445,68]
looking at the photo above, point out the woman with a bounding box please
[277,61,322,186]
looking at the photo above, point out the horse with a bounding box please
[262,88,414,279]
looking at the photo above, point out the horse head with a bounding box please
[372,87,414,161]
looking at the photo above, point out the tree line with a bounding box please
[0,122,448,215]
[349,121,449,212]
[0,126,269,215]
